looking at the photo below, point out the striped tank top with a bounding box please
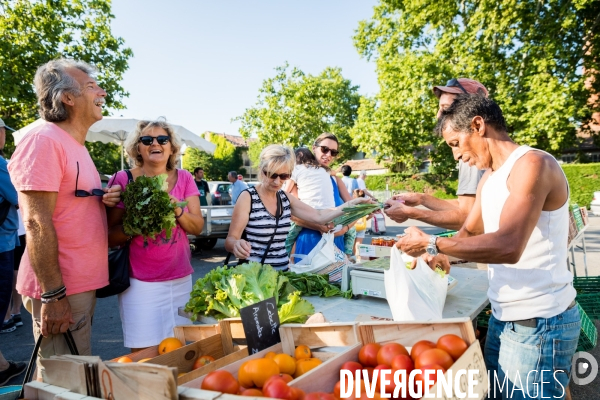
[243,186,292,270]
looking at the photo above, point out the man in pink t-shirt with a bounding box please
[8,59,121,371]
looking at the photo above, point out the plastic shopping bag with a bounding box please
[384,246,448,321]
[290,232,336,274]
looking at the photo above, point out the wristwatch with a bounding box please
[426,235,439,256]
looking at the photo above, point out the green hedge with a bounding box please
[561,163,600,208]
[365,163,600,206]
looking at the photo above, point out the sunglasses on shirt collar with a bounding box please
[139,135,170,146]
[75,162,104,197]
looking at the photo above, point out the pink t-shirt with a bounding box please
[8,121,109,298]
[111,169,198,282]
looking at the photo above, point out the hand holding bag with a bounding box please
[384,246,448,321]
[96,170,134,298]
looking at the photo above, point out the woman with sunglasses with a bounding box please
[291,133,354,257]
[225,144,370,271]
[106,119,203,351]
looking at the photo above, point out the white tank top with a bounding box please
[481,145,576,321]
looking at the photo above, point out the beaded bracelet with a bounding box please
[41,285,66,299]
[175,208,184,219]
[41,292,67,304]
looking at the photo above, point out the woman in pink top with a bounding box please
[107,119,203,351]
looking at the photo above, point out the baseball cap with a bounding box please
[0,118,5,128]
[433,78,489,98]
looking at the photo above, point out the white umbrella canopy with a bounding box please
[13,117,216,169]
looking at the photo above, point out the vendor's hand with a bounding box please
[41,298,74,337]
[102,184,122,207]
[384,200,413,224]
[319,222,335,234]
[409,253,451,274]
[395,226,430,257]
[232,239,252,259]
[392,192,422,207]
[348,197,375,207]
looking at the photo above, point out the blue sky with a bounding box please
[109,0,379,138]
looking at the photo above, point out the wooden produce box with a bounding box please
[181,322,360,392]
[112,323,221,362]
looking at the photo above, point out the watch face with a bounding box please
[426,247,435,255]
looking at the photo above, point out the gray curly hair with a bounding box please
[34,59,97,122]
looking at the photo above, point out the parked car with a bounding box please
[246,181,260,188]
[591,191,600,216]
[209,181,232,205]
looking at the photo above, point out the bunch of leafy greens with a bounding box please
[332,203,383,228]
[122,174,187,239]
[184,262,315,324]
[280,271,352,299]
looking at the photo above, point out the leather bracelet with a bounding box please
[41,292,66,304]
[175,208,184,219]
[41,285,66,299]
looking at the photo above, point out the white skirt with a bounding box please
[118,275,192,348]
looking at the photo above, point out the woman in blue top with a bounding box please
[292,133,353,256]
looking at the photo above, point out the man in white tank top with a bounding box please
[397,95,579,400]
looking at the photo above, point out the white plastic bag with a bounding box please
[384,246,448,321]
[290,232,336,274]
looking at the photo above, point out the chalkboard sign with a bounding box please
[240,297,281,354]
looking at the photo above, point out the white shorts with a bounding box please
[356,229,366,239]
[118,275,192,348]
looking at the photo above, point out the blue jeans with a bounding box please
[485,305,581,399]
[0,249,14,320]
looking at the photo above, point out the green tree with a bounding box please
[352,0,600,172]
[183,133,246,180]
[235,63,362,162]
[182,148,219,179]
[85,141,121,175]
[0,0,133,157]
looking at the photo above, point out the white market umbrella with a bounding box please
[13,117,216,170]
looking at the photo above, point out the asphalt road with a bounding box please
[2,216,598,397]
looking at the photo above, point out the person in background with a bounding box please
[9,59,122,376]
[226,145,370,271]
[356,170,376,199]
[340,165,359,196]
[352,189,369,256]
[107,119,203,351]
[397,94,579,399]
[237,174,243,181]
[0,117,26,384]
[385,78,488,230]
[193,167,210,207]
[7,209,25,328]
[228,170,248,205]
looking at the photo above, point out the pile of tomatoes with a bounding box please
[200,344,326,399]
[334,334,469,399]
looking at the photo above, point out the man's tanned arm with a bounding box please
[19,191,74,336]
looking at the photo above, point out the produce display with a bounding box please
[281,271,352,299]
[185,262,315,323]
[332,203,383,228]
[122,174,187,239]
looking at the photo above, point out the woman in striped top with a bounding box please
[225,145,371,271]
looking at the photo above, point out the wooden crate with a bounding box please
[112,324,221,362]
[321,318,486,400]
[181,322,360,391]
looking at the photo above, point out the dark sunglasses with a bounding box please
[263,170,291,181]
[446,78,468,94]
[75,162,104,197]
[139,135,170,146]
[316,145,339,157]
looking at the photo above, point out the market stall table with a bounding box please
[179,266,489,323]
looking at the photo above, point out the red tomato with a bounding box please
[413,364,446,395]
[436,334,468,361]
[241,388,263,396]
[358,343,381,367]
[410,340,436,361]
[192,355,215,370]
[372,364,395,395]
[376,343,409,366]
[290,387,306,400]
[333,381,341,399]
[391,354,414,373]
[415,348,454,371]
[340,361,363,376]
[262,378,292,400]
[201,370,239,394]
[304,392,336,400]
[364,367,374,380]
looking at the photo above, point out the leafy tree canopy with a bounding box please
[0,0,133,156]
[182,132,245,180]
[352,0,600,173]
[235,63,362,163]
